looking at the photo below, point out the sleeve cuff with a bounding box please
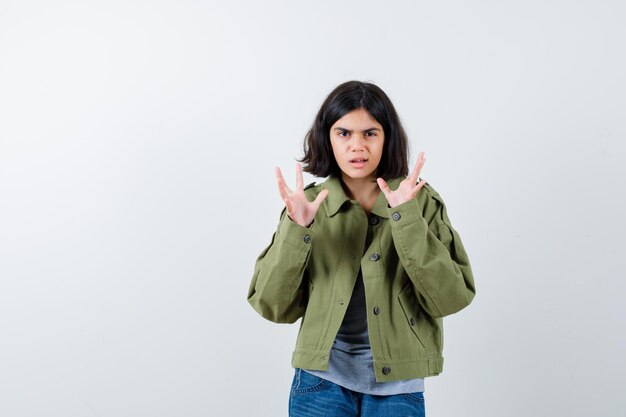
[278,216,316,247]
[387,198,424,227]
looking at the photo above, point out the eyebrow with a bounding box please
[334,126,382,133]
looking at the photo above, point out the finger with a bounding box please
[276,175,292,206]
[409,152,425,184]
[275,166,292,200]
[377,178,392,199]
[295,163,304,190]
[412,178,427,194]
[312,189,329,210]
[283,198,293,217]
[408,160,419,184]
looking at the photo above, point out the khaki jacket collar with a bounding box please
[321,175,404,218]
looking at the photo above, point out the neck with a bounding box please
[340,173,380,202]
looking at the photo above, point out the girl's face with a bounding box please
[329,108,385,181]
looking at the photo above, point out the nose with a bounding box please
[349,134,365,150]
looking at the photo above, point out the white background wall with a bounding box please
[1,1,625,416]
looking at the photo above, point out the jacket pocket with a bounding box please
[295,280,314,341]
[295,278,329,350]
[397,282,427,349]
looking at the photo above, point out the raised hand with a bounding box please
[275,163,329,227]
[377,151,427,208]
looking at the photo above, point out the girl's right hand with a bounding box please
[275,163,329,228]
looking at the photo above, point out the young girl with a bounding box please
[248,81,476,416]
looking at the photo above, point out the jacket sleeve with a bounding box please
[247,208,315,324]
[388,185,476,318]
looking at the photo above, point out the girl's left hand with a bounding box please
[377,151,427,208]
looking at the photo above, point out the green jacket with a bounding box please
[248,175,476,382]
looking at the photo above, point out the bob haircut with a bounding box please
[299,80,409,180]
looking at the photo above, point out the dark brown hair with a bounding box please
[299,80,409,180]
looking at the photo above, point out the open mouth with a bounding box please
[348,158,368,168]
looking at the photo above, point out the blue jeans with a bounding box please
[289,368,426,417]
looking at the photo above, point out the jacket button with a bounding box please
[303,235,312,243]
[369,216,379,225]
[370,253,380,261]
[382,366,391,375]
[373,306,381,315]
[392,212,401,221]
[410,318,415,326]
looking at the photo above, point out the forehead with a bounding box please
[331,108,382,128]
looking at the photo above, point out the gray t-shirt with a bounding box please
[304,268,425,395]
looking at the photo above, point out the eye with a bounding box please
[365,131,377,137]
[337,130,349,137]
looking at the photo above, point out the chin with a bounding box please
[343,170,376,180]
